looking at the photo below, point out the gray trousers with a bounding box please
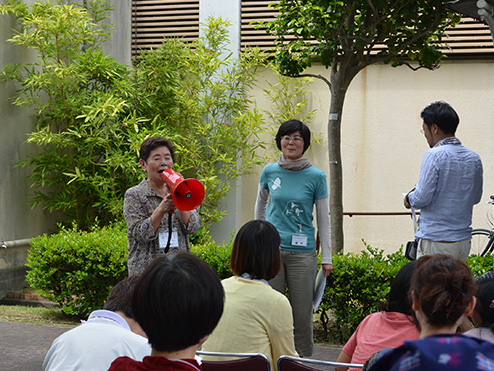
[270,250,317,357]
[417,238,471,262]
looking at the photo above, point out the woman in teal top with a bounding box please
[255,119,333,357]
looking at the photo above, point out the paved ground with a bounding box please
[0,295,343,371]
[0,319,343,371]
[0,321,71,371]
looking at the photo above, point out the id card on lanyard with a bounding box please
[159,230,179,249]
[291,222,308,247]
[291,233,308,247]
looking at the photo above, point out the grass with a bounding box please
[0,305,79,327]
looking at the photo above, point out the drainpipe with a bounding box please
[0,238,32,249]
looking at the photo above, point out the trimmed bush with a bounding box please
[26,224,232,318]
[26,223,128,318]
[467,253,494,277]
[320,243,494,344]
[27,225,494,336]
[191,235,232,280]
[320,244,409,343]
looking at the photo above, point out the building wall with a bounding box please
[242,60,494,255]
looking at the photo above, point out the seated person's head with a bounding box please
[386,261,416,316]
[104,275,146,337]
[132,252,224,352]
[104,275,141,319]
[411,254,476,329]
[471,277,494,329]
[230,220,281,280]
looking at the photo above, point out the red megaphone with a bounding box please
[160,169,205,211]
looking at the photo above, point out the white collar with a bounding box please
[240,273,269,286]
[83,309,130,331]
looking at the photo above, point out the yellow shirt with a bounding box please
[202,276,298,370]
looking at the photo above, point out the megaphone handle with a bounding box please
[164,212,173,253]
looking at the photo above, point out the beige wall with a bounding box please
[242,60,494,255]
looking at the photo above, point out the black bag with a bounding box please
[405,240,417,261]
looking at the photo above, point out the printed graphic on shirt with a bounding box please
[399,351,420,370]
[283,200,305,224]
[476,352,494,370]
[270,177,282,191]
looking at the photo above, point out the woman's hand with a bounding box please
[151,193,175,232]
[158,193,175,214]
[322,263,333,277]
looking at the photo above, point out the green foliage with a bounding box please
[25,222,233,318]
[191,235,233,280]
[262,0,461,76]
[321,243,409,343]
[26,222,493,338]
[261,63,315,125]
[467,254,494,277]
[26,223,128,318]
[319,242,494,344]
[2,1,319,236]
[1,0,137,228]
[1,1,269,233]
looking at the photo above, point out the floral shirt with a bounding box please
[123,179,201,276]
[368,334,494,371]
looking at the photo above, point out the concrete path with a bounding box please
[0,321,71,371]
[0,320,343,371]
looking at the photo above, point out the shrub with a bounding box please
[191,235,232,280]
[320,243,409,343]
[319,243,494,344]
[1,1,273,233]
[26,223,128,318]
[26,225,493,337]
[467,254,494,277]
[25,223,232,318]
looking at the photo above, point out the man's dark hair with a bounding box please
[230,220,281,281]
[420,101,459,135]
[132,252,224,352]
[139,137,174,162]
[103,275,141,319]
[275,119,311,154]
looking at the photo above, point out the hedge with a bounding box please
[26,223,129,318]
[25,224,232,318]
[26,226,494,341]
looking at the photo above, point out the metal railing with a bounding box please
[344,211,418,217]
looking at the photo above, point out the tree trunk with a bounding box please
[328,68,352,254]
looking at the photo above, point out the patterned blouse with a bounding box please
[367,334,494,371]
[123,179,201,276]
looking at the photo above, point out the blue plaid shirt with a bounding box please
[408,137,483,241]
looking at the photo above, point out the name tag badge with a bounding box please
[291,234,308,247]
[159,231,179,249]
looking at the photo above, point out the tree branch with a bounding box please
[284,73,332,91]
[400,61,425,71]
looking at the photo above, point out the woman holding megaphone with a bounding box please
[124,137,202,276]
